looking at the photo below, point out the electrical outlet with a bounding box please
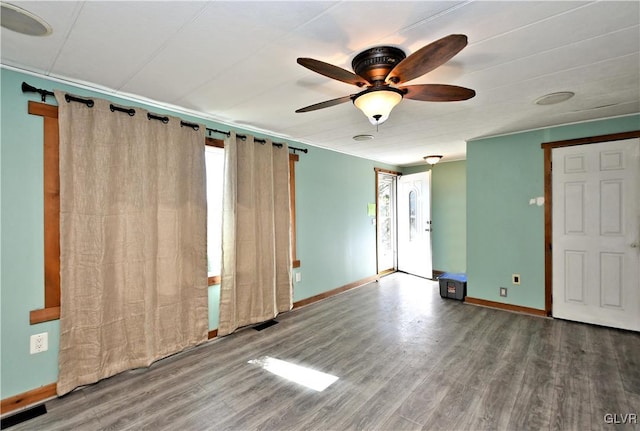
[500,287,508,297]
[512,274,521,285]
[30,332,48,354]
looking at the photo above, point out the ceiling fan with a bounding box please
[296,34,475,126]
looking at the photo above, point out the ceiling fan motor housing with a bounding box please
[352,46,406,84]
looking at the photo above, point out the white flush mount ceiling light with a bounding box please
[424,155,443,166]
[1,2,52,36]
[534,91,575,106]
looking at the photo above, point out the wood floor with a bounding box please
[9,273,640,430]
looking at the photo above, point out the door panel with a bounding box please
[397,172,432,278]
[564,250,586,303]
[600,252,623,308]
[601,180,623,235]
[564,182,585,234]
[552,138,640,331]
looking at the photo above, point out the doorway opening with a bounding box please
[375,169,399,275]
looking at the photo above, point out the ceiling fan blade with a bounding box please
[386,34,468,85]
[295,95,354,113]
[297,58,369,87]
[400,84,476,102]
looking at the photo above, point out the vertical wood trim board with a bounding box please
[289,153,300,268]
[28,101,61,324]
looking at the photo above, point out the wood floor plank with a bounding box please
[9,273,640,431]
[506,318,562,430]
[6,390,101,431]
[417,316,520,431]
[343,359,435,430]
[378,413,423,431]
[294,343,413,430]
[463,315,535,430]
[548,320,592,431]
[390,308,510,429]
[610,328,640,396]
[585,325,636,431]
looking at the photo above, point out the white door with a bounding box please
[552,138,640,331]
[397,172,432,278]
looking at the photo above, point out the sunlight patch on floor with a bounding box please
[248,356,339,392]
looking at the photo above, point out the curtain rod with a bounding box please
[22,82,54,102]
[207,129,308,154]
[21,81,308,155]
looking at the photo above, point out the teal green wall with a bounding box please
[402,161,467,274]
[431,161,466,273]
[1,69,62,401]
[294,148,397,300]
[0,68,398,399]
[467,115,640,310]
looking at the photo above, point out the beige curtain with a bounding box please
[218,132,292,336]
[55,91,208,396]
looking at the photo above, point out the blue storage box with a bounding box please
[439,272,467,300]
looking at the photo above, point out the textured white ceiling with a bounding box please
[2,1,639,166]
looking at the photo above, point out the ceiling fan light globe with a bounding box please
[353,88,403,123]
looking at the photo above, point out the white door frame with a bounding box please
[375,168,399,274]
[542,130,640,318]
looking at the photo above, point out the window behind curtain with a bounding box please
[205,145,224,278]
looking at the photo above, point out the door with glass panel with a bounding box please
[397,171,433,278]
[377,172,397,274]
